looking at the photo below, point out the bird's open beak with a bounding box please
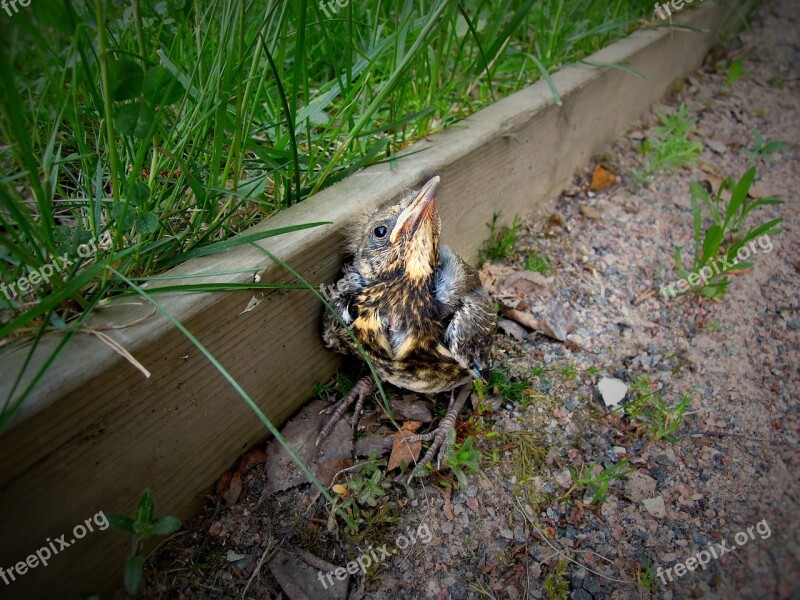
[389,175,440,244]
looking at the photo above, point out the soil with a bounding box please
[134,2,799,599]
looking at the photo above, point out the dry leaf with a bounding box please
[387,426,422,471]
[442,484,454,521]
[221,471,242,506]
[502,271,553,294]
[580,205,602,220]
[240,294,264,314]
[316,457,352,487]
[215,447,266,507]
[590,164,619,191]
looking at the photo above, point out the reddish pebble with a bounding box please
[466,497,479,511]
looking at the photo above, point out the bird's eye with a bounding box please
[374,225,387,238]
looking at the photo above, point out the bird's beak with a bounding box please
[389,175,440,244]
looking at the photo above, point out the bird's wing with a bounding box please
[435,246,496,381]
[321,266,364,355]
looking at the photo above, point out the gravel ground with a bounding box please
[136,2,799,599]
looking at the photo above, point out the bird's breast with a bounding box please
[349,279,469,391]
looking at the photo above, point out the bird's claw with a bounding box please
[406,383,472,482]
[316,376,376,446]
[406,424,453,479]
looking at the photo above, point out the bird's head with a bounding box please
[348,176,442,282]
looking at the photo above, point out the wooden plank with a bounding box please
[0,4,733,597]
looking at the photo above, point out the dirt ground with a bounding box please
[136,2,799,599]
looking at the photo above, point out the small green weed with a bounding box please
[623,376,692,441]
[109,489,182,594]
[544,558,570,600]
[637,558,661,593]
[725,59,743,85]
[489,369,536,405]
[312,370,354,399]
[768,76,784,89]
[565,460,634,505]
[479,213,521,263]
[641,103,702,176]
[743,128,788,166]
[672,166,782,298]
[524,251,554,275]
[442,428,482,489]
[333,456,392,535]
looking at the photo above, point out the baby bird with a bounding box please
[318,175,495,470]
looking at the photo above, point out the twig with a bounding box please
[513,498,633,586]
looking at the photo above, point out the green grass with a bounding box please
[524,250,554,274]
[479,213,521,263]
[743,128,788,166]
[623,376,692,441]
[640,103,702,177]
[669,166,783,299]
[565,459,633,505]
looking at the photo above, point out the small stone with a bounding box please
[642,495,667,519]
[441,522,454,534]
[500,528,514,540]
[625,471,658,502]
[466,497,479,511]
[597,377,628,407]
[705,139,728,154]
[580,205,602,220]
[555,468,573,489]
[499,318,528,341]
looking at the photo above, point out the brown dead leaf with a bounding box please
[387,423,422,471]
[590,164,619,191]
[238,448,267,472]
[215,471,233,504]
[478,262,516,295]
[437,474,456,520]
[502,304,575,342]
[221,472,242,507]
[389,396,433,422]
[580,205,602,220]
[316,457,353,487]
[263,400,353,496]
[215,447,267,507]
[269,547,348,600]
[502,271,553,294]
[633,288,657,305]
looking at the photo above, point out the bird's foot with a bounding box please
[406,384,472,480]
[316,376,376,446]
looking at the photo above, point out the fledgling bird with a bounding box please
[318,175,496,470]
